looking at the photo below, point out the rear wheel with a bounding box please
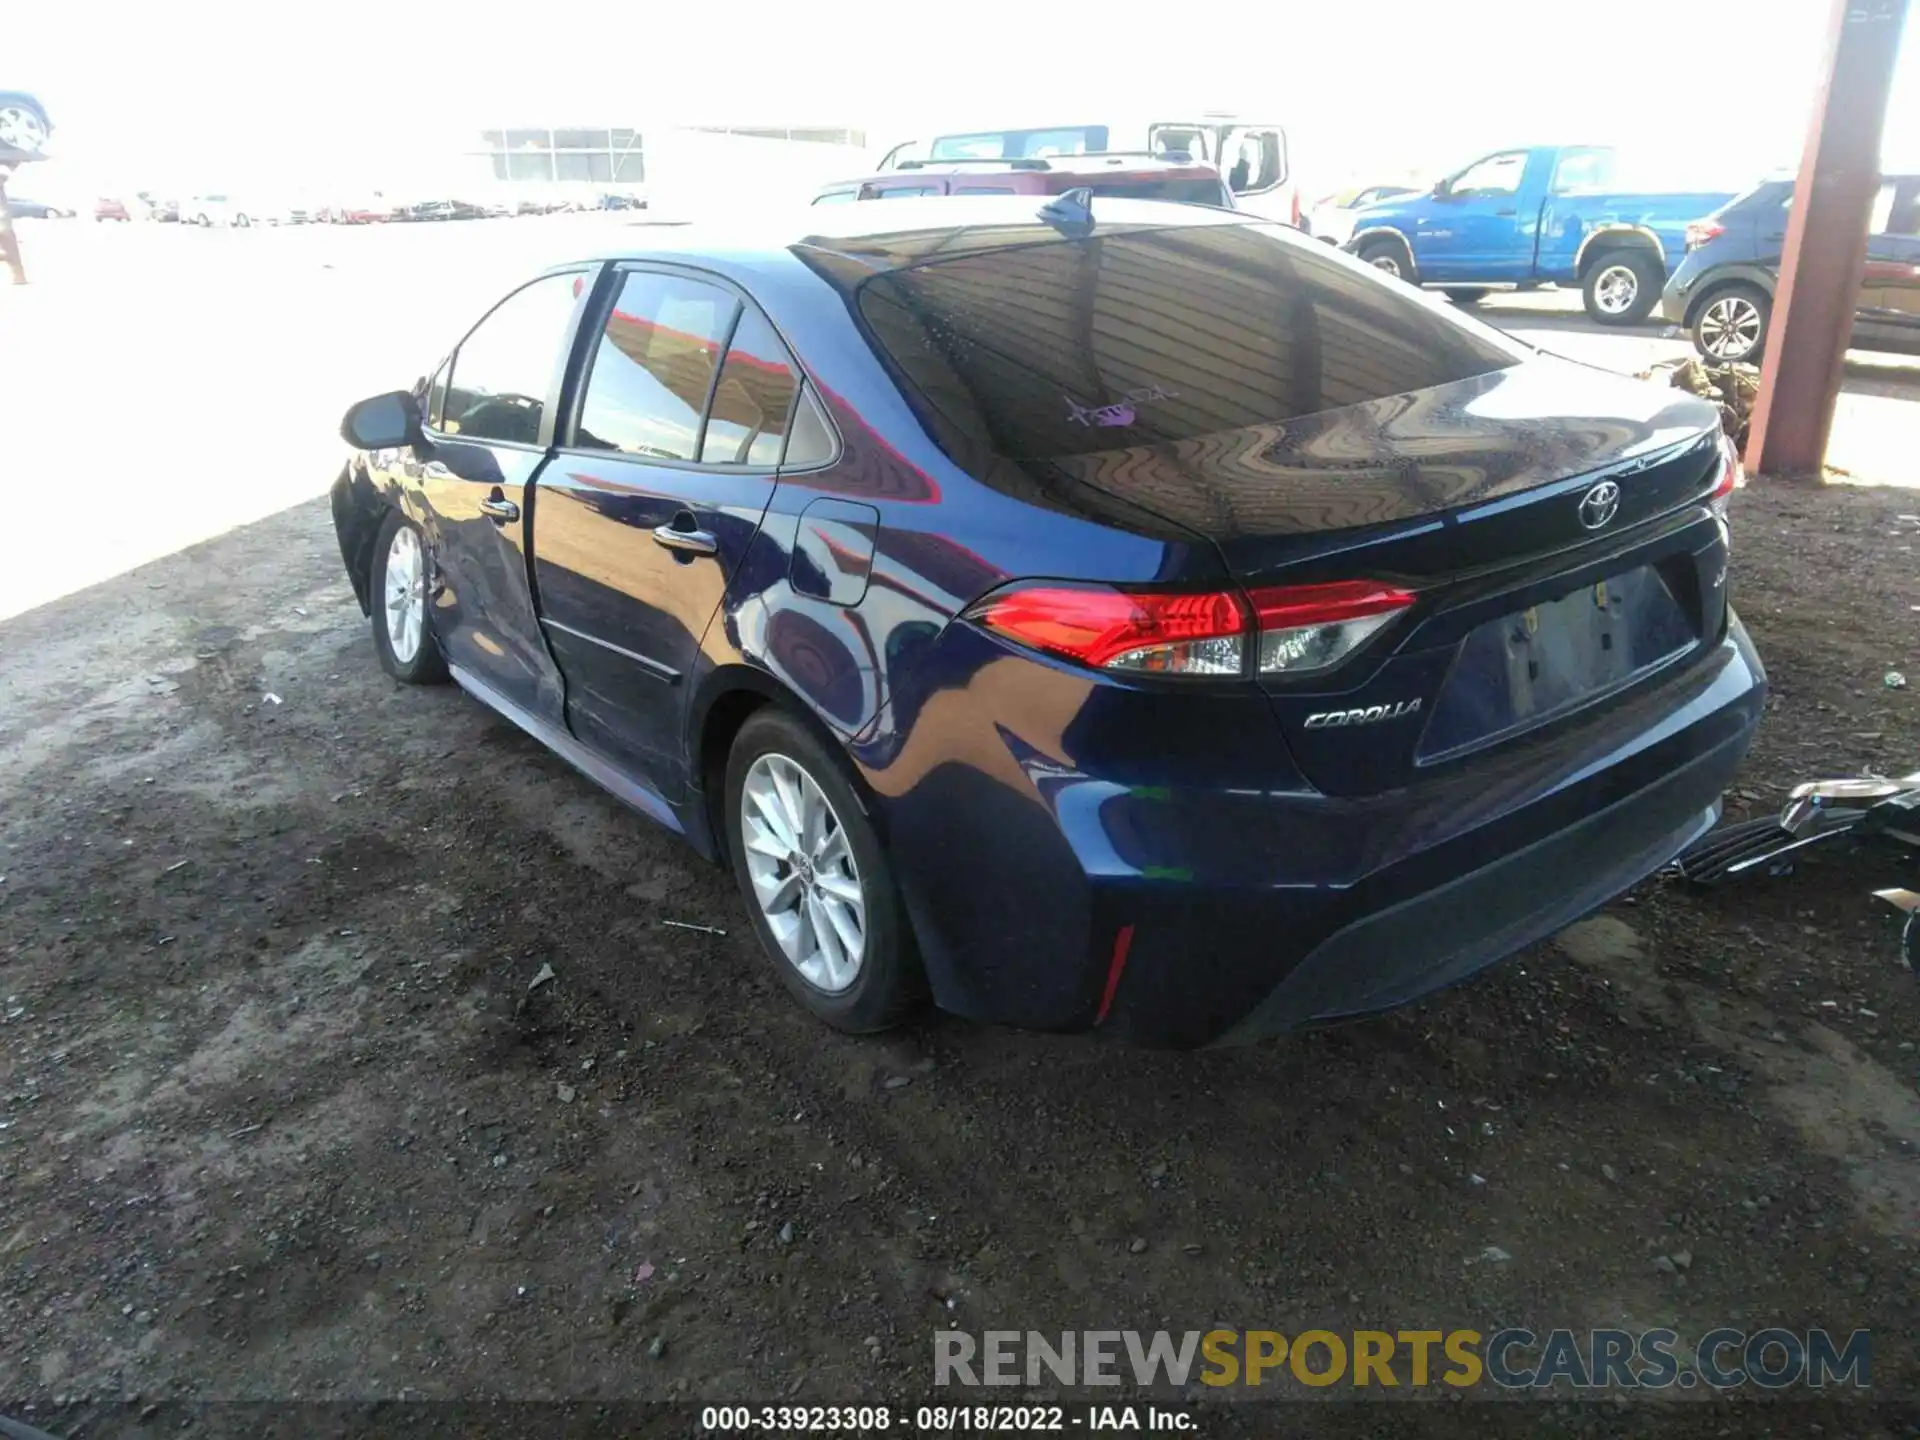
[369,509,448,685]
[1691,284,1770,363]
[1582,249,1662,325]
[1443,287,1490,305]
[724,708,921,1033]
[1356,237,1416,285]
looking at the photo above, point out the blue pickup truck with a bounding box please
[1343,145,1737,325]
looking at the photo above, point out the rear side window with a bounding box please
[955,185,1017,195]
[440,272,583,445]
[574,271,739,460]
[857,223,1524,460]
[700,309,800,466]
[866,184,944,199]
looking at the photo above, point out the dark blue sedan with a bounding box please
[331,197,1764,1047]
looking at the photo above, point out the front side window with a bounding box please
[1870,179,1920,238]
[440,272,583,446]
[700,309,800,466]
[857,222,1525,461]
[574,271,739,461]
[1451,151,1528,198]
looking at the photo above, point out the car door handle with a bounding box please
[479,497,520,522]
[653,523,718,556]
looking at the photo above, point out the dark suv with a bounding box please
[813,153,1231,208]
[1660,175,1920,363]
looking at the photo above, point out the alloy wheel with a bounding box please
[0,105,47,153]
[1593,263,1640,316]
[1368,253,1403,279]
[1698,295,1763,361]
[740,752,866,994]
[384,524,425,663]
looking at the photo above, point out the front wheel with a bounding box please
[1443,287,1490,306]
[1691,284,1770,364]
[369,508,448,684]
[725,709,922,1033]
[1356,237,1416,285]
[1582,250,1662,325]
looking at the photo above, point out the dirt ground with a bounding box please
[3,229,1919,1437]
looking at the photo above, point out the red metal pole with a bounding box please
[1745,0,1909,476]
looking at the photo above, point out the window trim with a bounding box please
[423,263,599,454]
[555,260,842,474]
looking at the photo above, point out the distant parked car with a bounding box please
[183,195,263,227]
[1307,184,1419,248]
[0,90,52,154]
[6,196,75,218]
[874,113,1299,224]
[137,192,180,222]
[1345,145,1737,322]
[93,197,133,222]
[1660,174,1920,364]
[814,153,1232,207]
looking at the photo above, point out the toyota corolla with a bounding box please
[330,197,1763,1047]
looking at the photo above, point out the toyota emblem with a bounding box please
[1578,480,1622,530]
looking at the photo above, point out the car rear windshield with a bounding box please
[1080,177,1226,205]
[856,222,1525,460]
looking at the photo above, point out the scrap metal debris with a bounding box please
[1636,358,1761,448]
[659,919,727,936]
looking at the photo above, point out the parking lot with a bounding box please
[2,217,1918,1426]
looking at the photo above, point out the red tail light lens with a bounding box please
[967,579,1415,678]
[966,586,1249,676]
[1247,580,1417,674]
[1685,220,1725,251]
[1710,433,1743,517]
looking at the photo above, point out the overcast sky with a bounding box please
[13,0,1916,189]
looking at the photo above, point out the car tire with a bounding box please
[0,98,50,154]
[1690,283,1770,364]
[1356,236,1417,284]
[1443,287,1490,305]
[369,508,448,685]
[1582,249,1662,325]
[234,213,251,229]
[724,707,923,1034]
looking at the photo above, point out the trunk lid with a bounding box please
[1050,358,1730,797]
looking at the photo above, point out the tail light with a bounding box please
[1685,219,1725,251]
[965,580,1414,678]
[1247,580,1417,674]
[1710,433,1743,518]
[1290,187,1302,227]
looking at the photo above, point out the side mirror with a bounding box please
[340,390,422,450]
[1433,177,1454,199]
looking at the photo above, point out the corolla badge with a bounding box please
[1578,480,1622,530]
[1304,698,1422,730]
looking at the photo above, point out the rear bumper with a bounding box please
[869,615,1764,1047]
[1211,718,1732,1043]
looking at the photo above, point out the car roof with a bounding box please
[583,197,1251,280]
